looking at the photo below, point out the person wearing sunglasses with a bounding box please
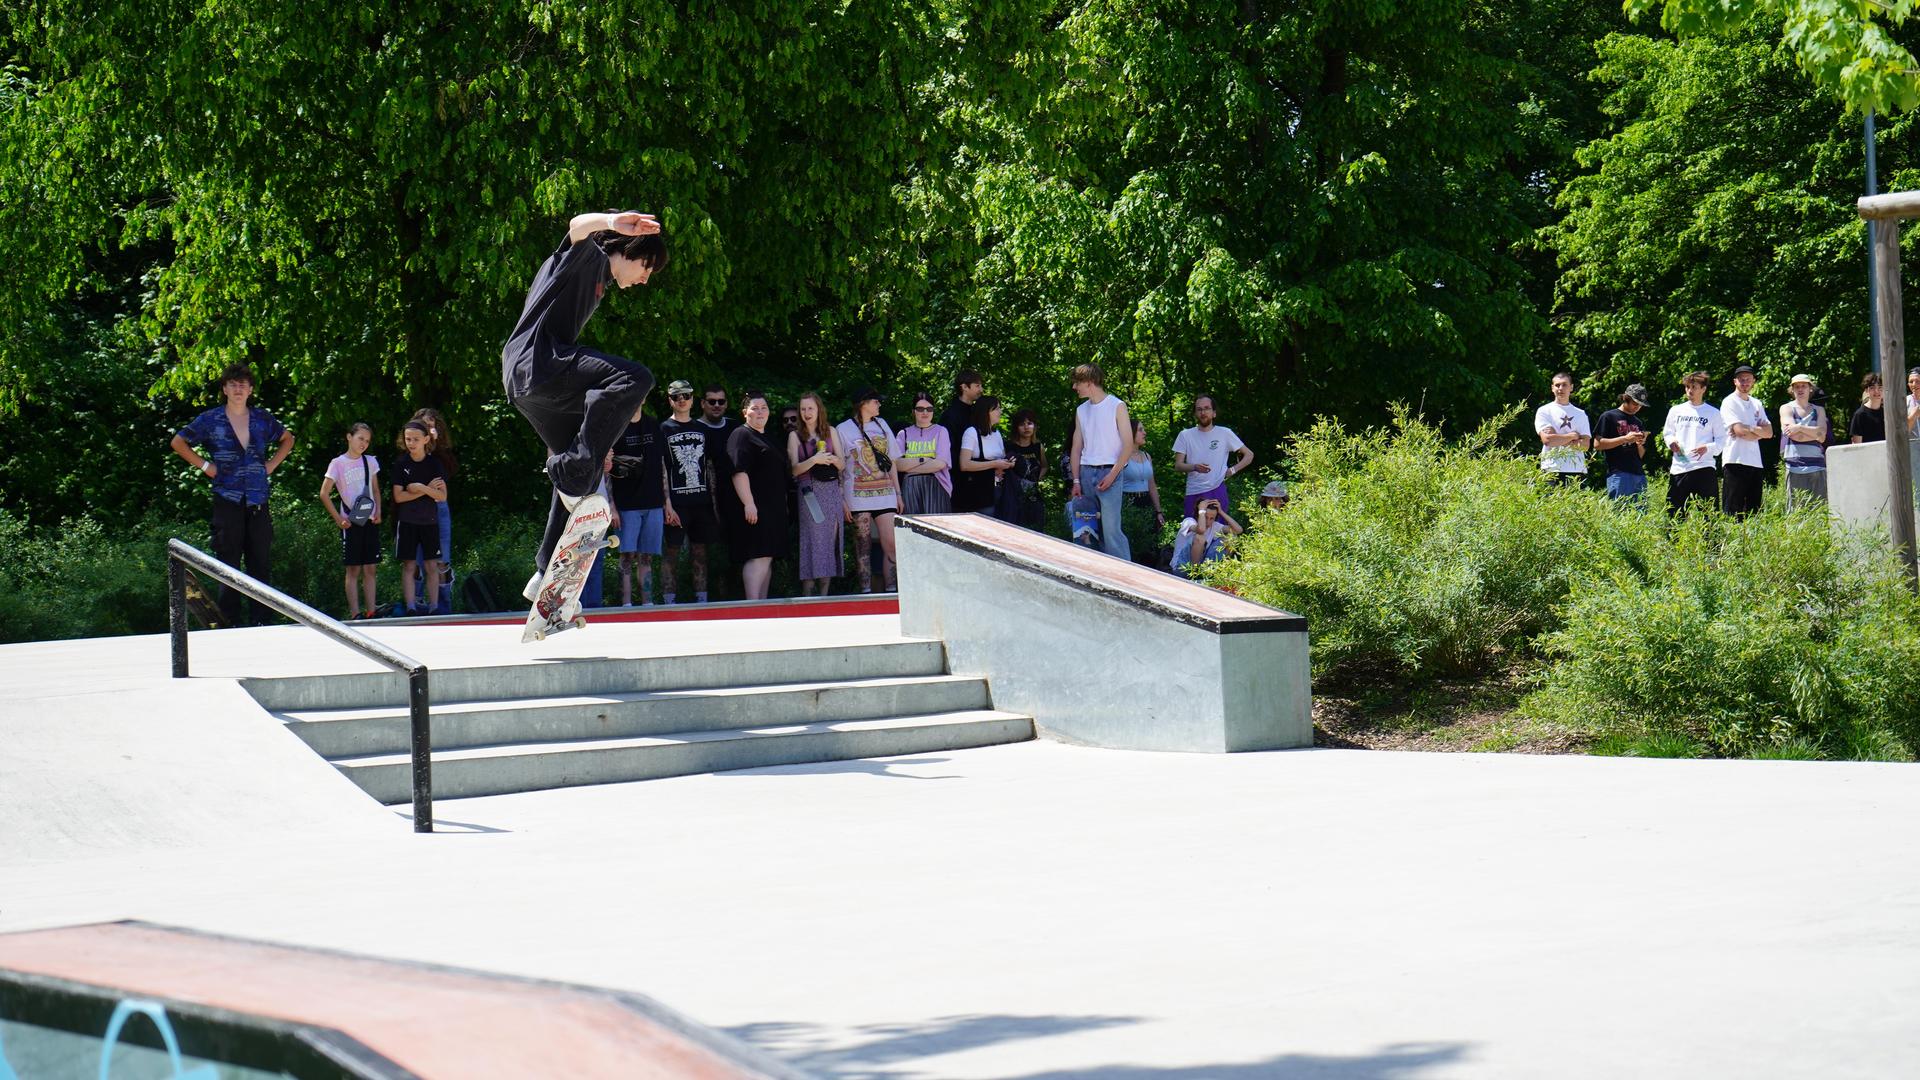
[500,209,667,601]
[892,391,953,515]
[696,383,743,596]
[659,380,720,603]
[836,388,900,592]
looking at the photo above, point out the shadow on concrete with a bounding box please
[1002,1041,1474,1079]
[727,1013,1142,1076]
[717,756,963,781]
[392,813,512,834]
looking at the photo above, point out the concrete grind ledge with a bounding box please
[896,514,1311,752]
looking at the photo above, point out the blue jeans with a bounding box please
[1079,464,1130,561]
[1605,472,1647,501]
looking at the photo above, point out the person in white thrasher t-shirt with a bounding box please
[1534,372,1592,484]
[1719,364,1772,518]
[1663,370,1726,518]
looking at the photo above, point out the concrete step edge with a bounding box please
[243,639,950,710]
[277,674,989,724]
[332,710,1035,769]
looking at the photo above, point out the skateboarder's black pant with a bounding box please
[509,347,655,568]
[209,497,274,626]
[1721,463,1765,518]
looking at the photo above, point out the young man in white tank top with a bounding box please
[1068,363,1133,560]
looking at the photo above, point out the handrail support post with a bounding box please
[408,668,433,833]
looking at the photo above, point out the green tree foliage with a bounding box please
[1627,0,1920,112]
[926,0,1621,447]
[0,0,1046,515]
[1547,26,1902,414]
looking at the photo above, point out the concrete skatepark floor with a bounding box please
[5,623,1920,1077]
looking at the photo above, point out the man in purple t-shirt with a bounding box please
[501,211,668,595]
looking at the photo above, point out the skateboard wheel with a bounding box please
[572,616,588,630]
[531,629,546,641]
[606,536,620,551]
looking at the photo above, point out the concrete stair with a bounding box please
[245,639,1034,803]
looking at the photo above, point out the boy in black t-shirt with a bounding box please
[501,210,667,598]
[610,404,666,605]
[1594,384,1651,501]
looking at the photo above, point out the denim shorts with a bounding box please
[617,507,665,556]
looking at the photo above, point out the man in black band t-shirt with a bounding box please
[1594,383,1651,501]
[500,210,668,592]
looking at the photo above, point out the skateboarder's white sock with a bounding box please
[662,592,676,604]
[695,591,708,603]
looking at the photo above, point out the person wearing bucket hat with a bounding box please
[1594,384,1652,501]
[1779,373,1829,508]
[1259,480,1290,510]
[1718,365,1771,517]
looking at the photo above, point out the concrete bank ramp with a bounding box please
[2,635,395,866]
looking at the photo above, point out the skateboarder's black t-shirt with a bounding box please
[1595,408,1647,476]
[659,418,716,507]
[390,453,447,526]
[500,236,611,398]
[610,415,665,511]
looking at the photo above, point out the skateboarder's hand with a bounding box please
[611,212,660,236]
[743,501,759,525]
[664,504,681,528]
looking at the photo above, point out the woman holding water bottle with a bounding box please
[788,391,846,595]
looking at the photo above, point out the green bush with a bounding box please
[1204,407,1638,680]
[1525,507,1920,760]
[0,509,179,642]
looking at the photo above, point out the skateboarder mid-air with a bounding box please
[501,210,668,599]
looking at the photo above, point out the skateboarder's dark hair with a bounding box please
[218,363,255,387]
[591,228,669,271]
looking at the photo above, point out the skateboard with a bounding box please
[521,493,619,642]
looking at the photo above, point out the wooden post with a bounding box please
[1871,218,1920,589]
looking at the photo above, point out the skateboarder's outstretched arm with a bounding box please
[568,211,660,244]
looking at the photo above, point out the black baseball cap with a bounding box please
[1732,365,1755,377]
[852,387,884,406]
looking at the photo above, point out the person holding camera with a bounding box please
[319,422,383,618]
[1171,498,1242,574]
[837,388,899,593]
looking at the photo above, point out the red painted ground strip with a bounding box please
[459,596,898,627]
[0,923,763,1079]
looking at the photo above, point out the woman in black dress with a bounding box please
[728,391,790,600]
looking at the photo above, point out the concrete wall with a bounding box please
[896,515,1312,753]
[1829,441,1920,535]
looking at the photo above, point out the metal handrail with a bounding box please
[166,539,434,832]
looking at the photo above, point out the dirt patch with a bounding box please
[1312,667,1590,754]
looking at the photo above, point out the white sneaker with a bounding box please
[522,571,543,602]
